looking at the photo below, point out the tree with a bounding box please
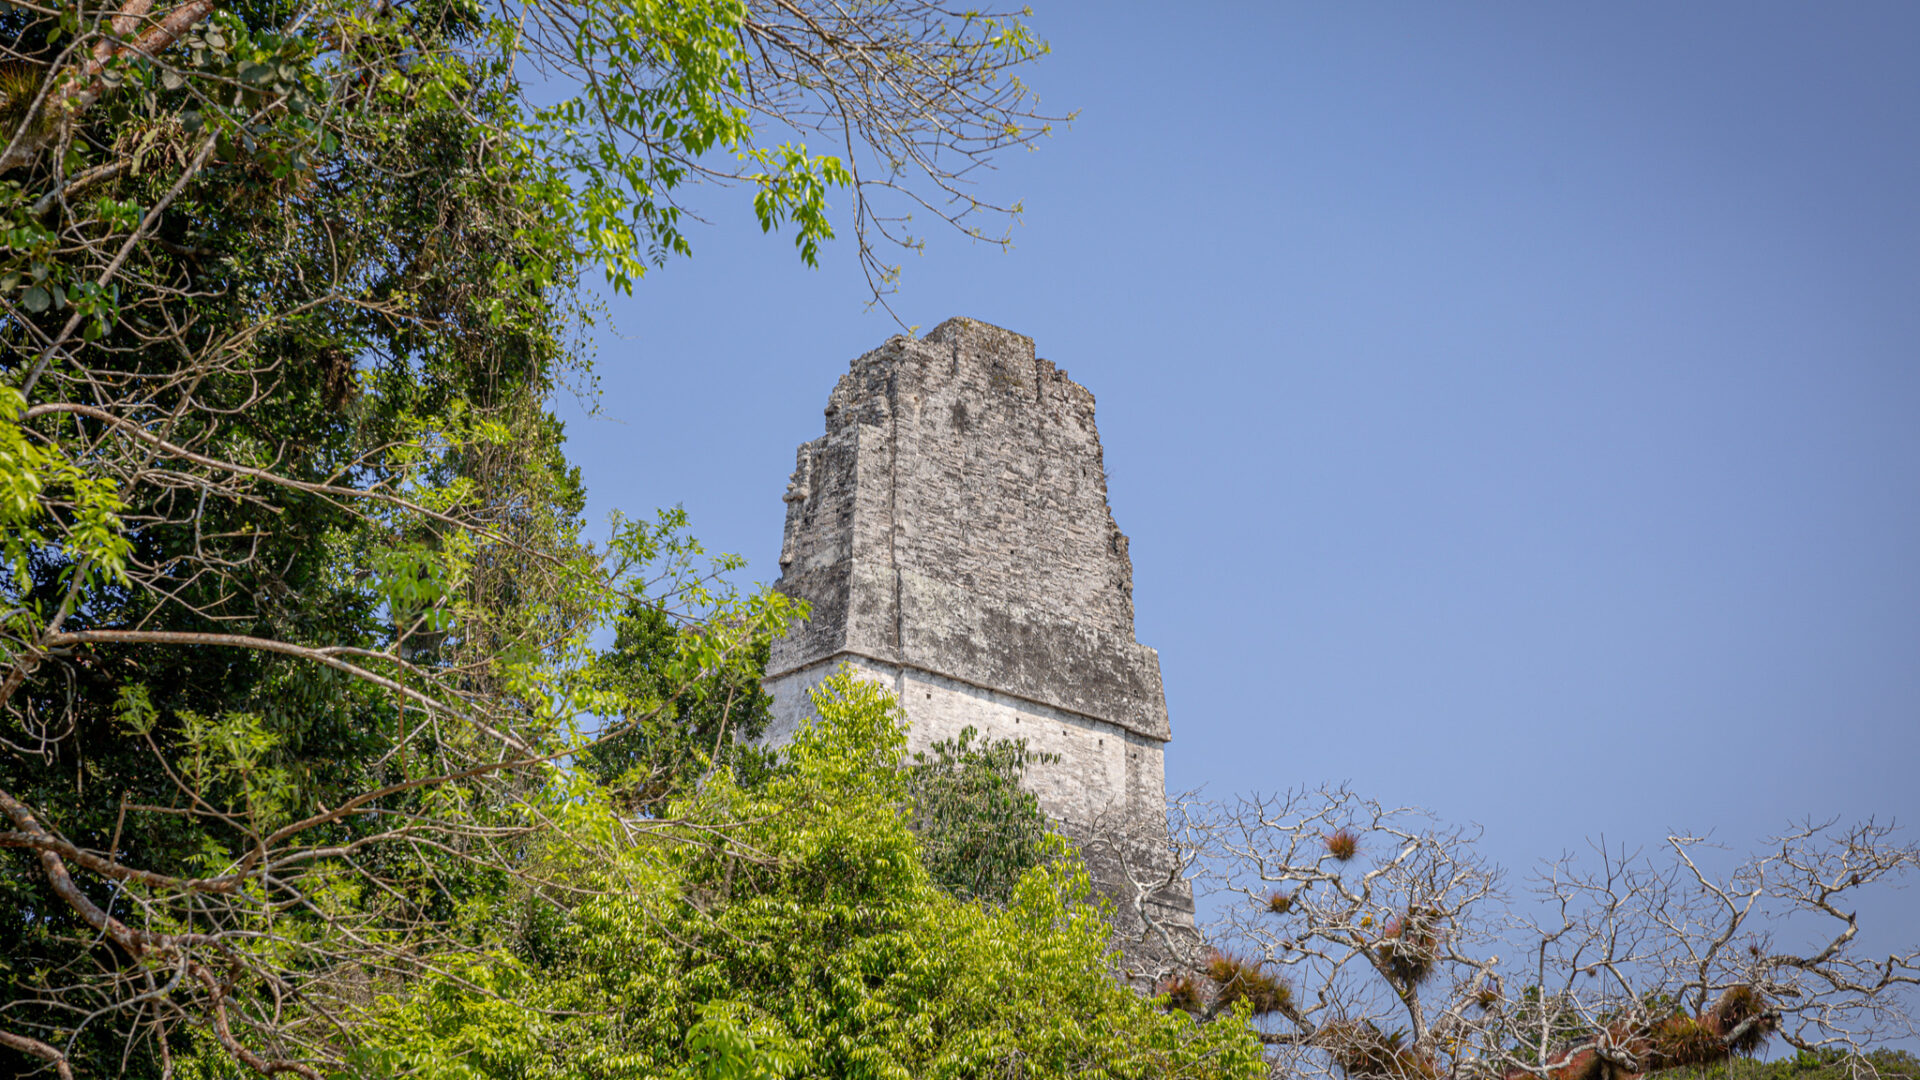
[580,599,781,813]
[903,724,1059,906]
[581,606,1065,906]
[359,673,1270,1080]
[1153,787,1920,1080]
[0,0,1058,1075]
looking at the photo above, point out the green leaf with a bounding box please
[115,685,157,735]
[21,285,48,312]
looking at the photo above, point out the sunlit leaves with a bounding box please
[366,673,1268,1080]
[0,1,1053,1074]
[747,144,852,267]
[0,385,131,594]
[906,724,1060,905]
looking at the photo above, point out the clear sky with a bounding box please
[559,2,1920,960]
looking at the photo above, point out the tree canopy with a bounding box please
[356,674,1267,1080]
[0,0,1060,1075]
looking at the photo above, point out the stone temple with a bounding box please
[762,317,1194,977]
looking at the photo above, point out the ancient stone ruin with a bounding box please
[763,317,1195,980]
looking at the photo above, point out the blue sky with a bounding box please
[560,2,1920,959]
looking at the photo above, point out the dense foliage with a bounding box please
[0,0,1058,1076]
[585,615,1062,907]
[0,2,622,1072]
[581,600,781,812]
[358,674,1267,1080]
[904,725,1059,906]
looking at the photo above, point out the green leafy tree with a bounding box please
[583,612,1064,902]
[0,0,1057,1075]
[362,672,1270,1080]
[905,725,1060,906]
[580,599,780,812]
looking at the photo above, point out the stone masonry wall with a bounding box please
[770,318,1169,739]
[763,317,1195,976]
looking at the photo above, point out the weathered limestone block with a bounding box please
[764,317,1196,979]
